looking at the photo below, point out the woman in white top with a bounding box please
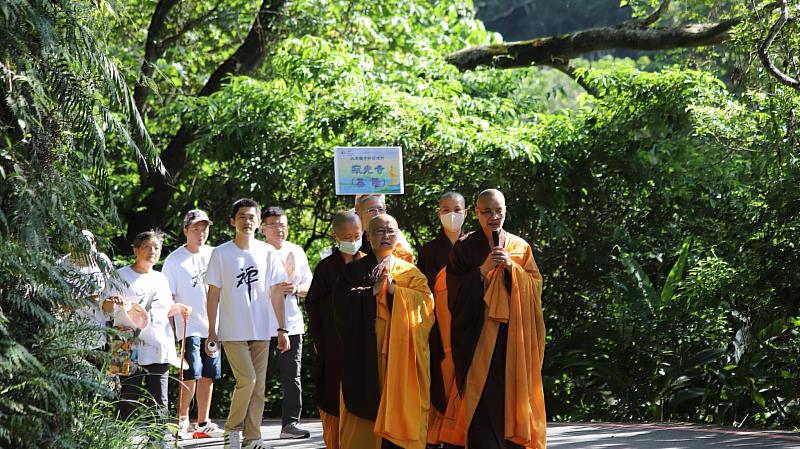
[107,229,191,421]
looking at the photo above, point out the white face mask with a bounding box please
[338,237,362,255]
[440,211,465,233]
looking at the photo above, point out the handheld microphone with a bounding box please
[492,229,500,248]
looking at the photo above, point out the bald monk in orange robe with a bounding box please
[447,189,546,449]
[334,214,435,449]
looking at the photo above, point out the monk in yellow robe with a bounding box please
[447,189,546,449]
[334,214,435,449]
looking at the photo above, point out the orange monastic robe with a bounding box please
[426,268,466,446]
[448,231,545,449]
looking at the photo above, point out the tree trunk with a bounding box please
[119,0,285,252]
[446,19,740,71]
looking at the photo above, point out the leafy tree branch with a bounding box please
[758,0,800,89]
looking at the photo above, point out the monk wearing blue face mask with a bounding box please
[306,211,365,449]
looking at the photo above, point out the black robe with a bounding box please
[447,230,519,449]
[417,231,457,414]
[306,248,361,416]
[333,252,385,421]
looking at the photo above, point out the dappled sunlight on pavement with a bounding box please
[549,423,800,449]
[175,420,800,448]
[177,419,323,449]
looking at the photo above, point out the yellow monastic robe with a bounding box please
[374,257,435,448]
[339,257,435,449]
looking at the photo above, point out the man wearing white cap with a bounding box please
[162,209,221,436]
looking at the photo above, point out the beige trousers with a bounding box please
[223,340,269,441]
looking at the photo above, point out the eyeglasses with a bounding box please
[372,228,397,237]
[366,207,387,215]
[478,209,505,218]
[264,223,288,229]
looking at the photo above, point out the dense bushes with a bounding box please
[2,1,799,446]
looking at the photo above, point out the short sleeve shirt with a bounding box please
[206,239,288,341]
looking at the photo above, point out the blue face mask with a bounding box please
[338,237,362,255]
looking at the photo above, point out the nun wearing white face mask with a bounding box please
[416,191,466,439]
[418,192,466,291]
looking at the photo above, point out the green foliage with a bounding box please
[3,0,800,435]
[177,9,800,425]
[0,0,163,447]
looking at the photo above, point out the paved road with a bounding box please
[175,420,800,449]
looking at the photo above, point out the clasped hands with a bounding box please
[373,267,395,296]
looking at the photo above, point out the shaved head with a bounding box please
[475,189,506,238]
[439,190,467,209]
[356,194,386,211]
[368,213,398,258]
[357,195,387,230]
[476,189,505,207]
[440,191,465,207]
[332,210,361,233]
[368,213,398,233]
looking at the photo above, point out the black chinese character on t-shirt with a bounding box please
[236,265,259,303]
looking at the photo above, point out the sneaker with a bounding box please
[195,421,222,435]
[243,439,273,449]
[223,430,242,449]
[280,423,310,439]
[178,416,191,435]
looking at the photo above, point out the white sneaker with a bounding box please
[195,420,222,435]
[177,416,191,436]
[243,439,273,449]
[223,430,242,449]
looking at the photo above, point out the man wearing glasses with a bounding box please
[354,194,414,263]
[261,206,313,439]
[446,189,546,449]
[334,214,434,449]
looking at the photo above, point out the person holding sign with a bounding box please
[334,214,434,449]
[261,206,313,439]
[446,189,546,449]
[417,192,468,447]
[306,210,365,449]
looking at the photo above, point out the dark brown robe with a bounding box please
[306,248,362,416]
[333,252,383,421]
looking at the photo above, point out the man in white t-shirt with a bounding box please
[260,207,313,439]
[206,199,289,449]
[162,209,221,436]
